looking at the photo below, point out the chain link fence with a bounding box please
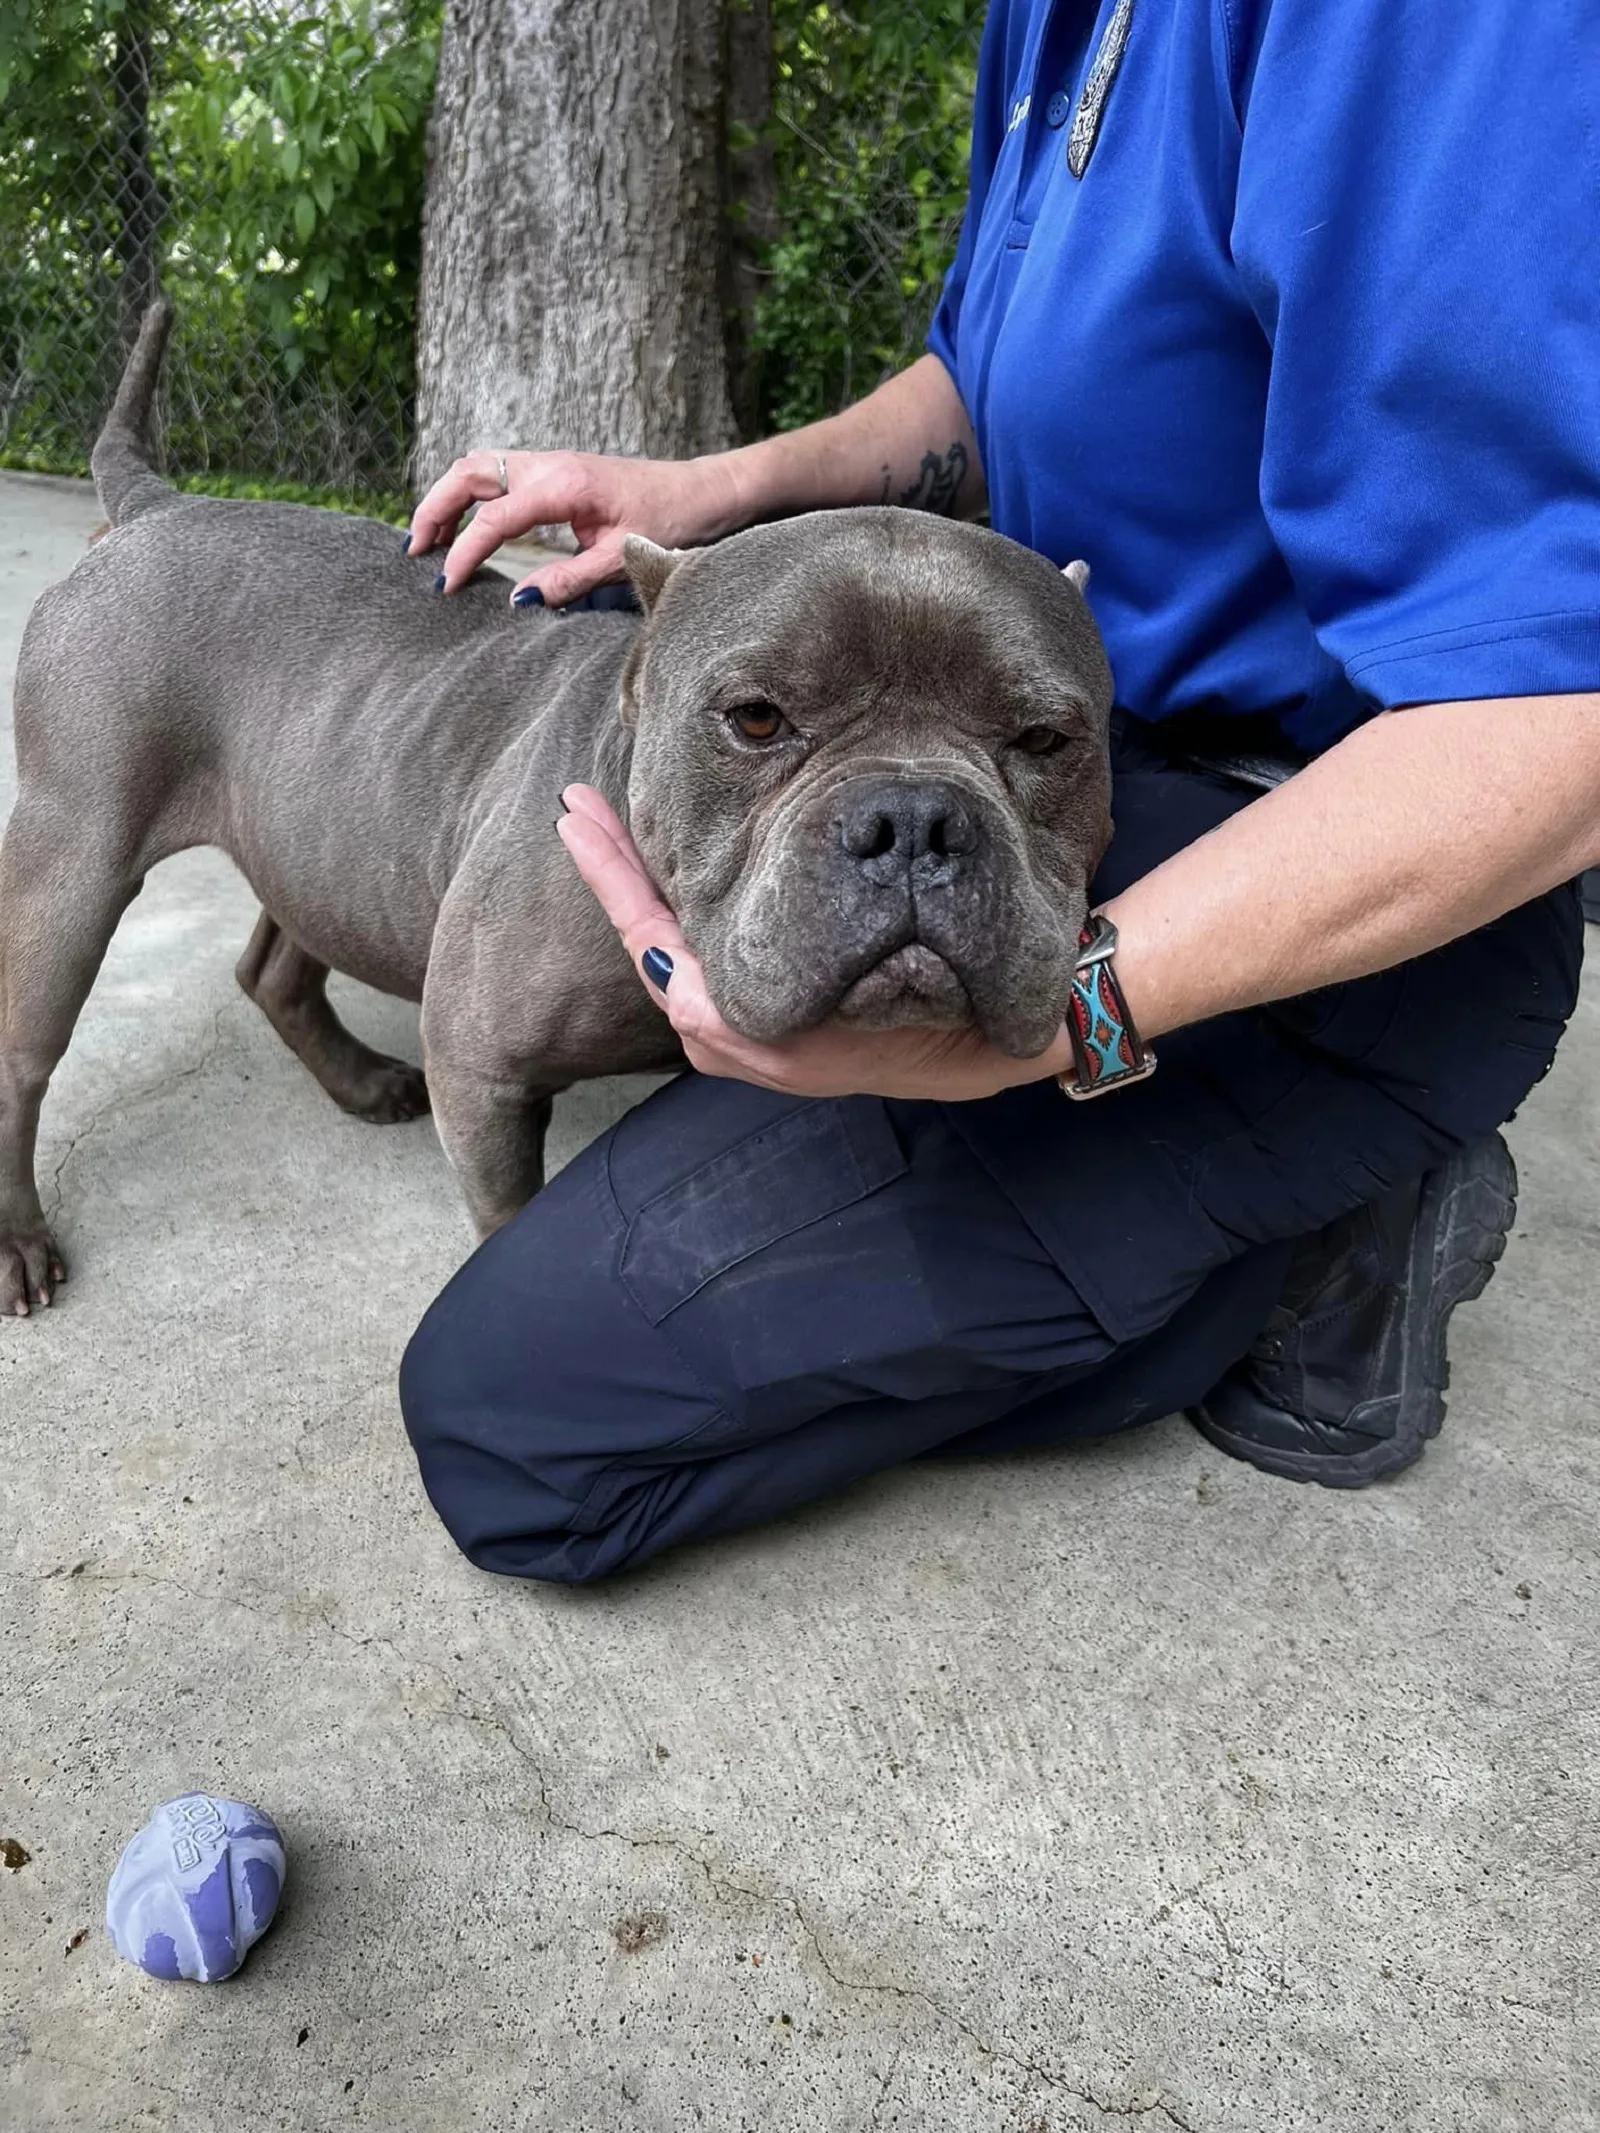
[0,1,982,514]
[1,0,434,513]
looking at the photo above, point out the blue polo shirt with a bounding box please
[930,0,1600,752]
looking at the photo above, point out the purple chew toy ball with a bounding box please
[106,1794,285,1981]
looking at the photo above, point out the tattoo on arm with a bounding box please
[898,441,968,515]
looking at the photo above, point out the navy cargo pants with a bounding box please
[400,723,1584,1584]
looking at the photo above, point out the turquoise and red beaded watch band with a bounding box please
[1059,912,1157,1100]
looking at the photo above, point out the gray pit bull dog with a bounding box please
[0,304,1113,1315]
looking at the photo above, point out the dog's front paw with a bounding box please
[0,1224,66,1317]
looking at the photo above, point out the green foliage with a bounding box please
[171,470,408,520]
[160,0,438,388]
[0,2,137,472]
[0,0,437,496]
[0,0,979,489]
[753,0,982,432]
[0,448,406,520]
[0,0,126,123]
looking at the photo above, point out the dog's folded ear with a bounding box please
[1062,559,1091,594]
[623,535,691,613]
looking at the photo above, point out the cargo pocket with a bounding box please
[612,1094,914,1438]
[617,1096,909,1326]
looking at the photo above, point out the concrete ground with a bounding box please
[1,468,1596,2133]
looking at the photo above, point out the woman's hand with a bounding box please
[405,355,986,609]
[407,448,747,607]
[557,785,1073,1102]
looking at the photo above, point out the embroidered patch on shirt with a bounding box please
[1068,0,1136,179]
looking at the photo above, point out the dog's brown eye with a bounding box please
[1013,725,1068,757]
[728,701,787,743]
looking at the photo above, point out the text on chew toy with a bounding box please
[166,1794,228,1873]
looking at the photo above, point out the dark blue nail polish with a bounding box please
[401,531,412,554]
[512,586,545,608]
[434,573,446,593]
[642,948,674,992]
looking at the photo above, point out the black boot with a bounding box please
[1188,1134,1517,1488]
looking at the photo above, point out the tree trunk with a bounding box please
[415,0,737,489]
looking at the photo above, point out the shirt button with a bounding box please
[1045,88,1072,128]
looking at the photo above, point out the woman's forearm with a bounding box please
[1104,694,1600,1044]
[711,354,986,530]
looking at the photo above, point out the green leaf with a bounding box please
[292,191,316,243]
[281,135,301,180]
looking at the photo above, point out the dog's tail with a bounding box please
[91,300,181,528]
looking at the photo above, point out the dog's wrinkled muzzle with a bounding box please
[701,773,1081,1059]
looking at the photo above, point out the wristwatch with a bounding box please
[1059,912,1157,1100]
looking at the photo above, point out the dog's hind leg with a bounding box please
[0,803,147,1314]
[235,910,430,1124]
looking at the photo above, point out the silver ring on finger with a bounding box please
[496,453,508,496]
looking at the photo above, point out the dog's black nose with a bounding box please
[838,781,979,882]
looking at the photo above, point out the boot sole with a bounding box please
[1191,1135,1518,1489]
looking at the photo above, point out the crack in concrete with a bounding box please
[15,2040,189,2114]
[1191,1894,1242,1970]
[41,1564,1204,2132]
[1156,1879,1242,1979]
[1152,1877,1292,2005]
[854,2024,912,2132]
[12,1654,129,1706]
[288,1374,393,1475]
[44,1002,241,1221]
[1497,1994,1568,2021]
[403,1664,1206,2132]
